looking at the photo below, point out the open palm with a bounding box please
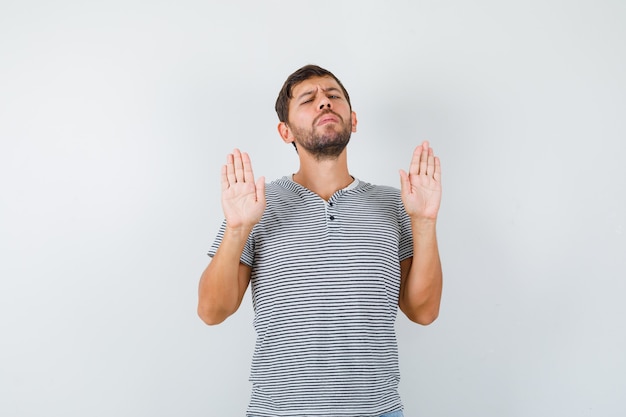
[221,149,266,228]
[399,141,442,220]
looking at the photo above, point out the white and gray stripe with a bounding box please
[209,176,413,417]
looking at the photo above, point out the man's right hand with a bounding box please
[221,149,266,229]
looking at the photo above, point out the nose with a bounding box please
[318,100,331,110]
[317,89,332,110]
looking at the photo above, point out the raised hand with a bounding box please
[399,141,442,221]
[221,149,266,229]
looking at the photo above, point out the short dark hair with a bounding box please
[275,64,352,123]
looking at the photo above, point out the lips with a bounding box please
[315,111,341,126]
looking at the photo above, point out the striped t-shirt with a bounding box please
[209,176,414,417]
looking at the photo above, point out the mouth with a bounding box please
[315,112,341,126]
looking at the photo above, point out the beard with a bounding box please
[290,111,352,160]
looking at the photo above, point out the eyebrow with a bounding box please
[296,86,342,101]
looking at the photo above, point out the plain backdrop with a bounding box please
[1,1,625,416]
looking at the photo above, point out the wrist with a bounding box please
[410,217,437,236]
[224,223,255,239]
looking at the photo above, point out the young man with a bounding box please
[198,65,443,417]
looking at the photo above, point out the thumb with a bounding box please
[398,169,410,194]
[256,176,266,202]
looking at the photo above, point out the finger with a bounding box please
[225,153,236,185]
[419,141,429,175]
[433,156,442,182]
[398,169,411,194]
[242,151,255,185]
[256,176,266,203]
[220,164,229,191]
[233,148,245,182]
[427,147,435,178]
[409,146,422,176]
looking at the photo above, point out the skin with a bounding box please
[198,76,442,325]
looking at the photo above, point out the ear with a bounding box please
[351,111,358,132]
[278,122,293,144]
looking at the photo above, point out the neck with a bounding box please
[292,149,353,200]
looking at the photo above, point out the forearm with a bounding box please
[197,226,252,325]
[400,219,443,325]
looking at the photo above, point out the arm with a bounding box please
[398,142,443,325]
[197,149,265,325]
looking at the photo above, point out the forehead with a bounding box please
[290,76,341,97]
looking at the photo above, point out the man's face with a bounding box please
[282,76,357,160]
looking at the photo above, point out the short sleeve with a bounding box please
[397,196,414,261]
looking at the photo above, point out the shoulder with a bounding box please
[261,177,320,218]
[353,180,401,200]
[265,176,309,200]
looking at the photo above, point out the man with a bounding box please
[198,65,442,417]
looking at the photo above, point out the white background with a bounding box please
[1,1,625,416]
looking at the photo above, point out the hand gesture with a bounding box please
[221,149,266,229]
[399,141,442,221]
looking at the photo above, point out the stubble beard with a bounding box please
[290,113,352,161]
